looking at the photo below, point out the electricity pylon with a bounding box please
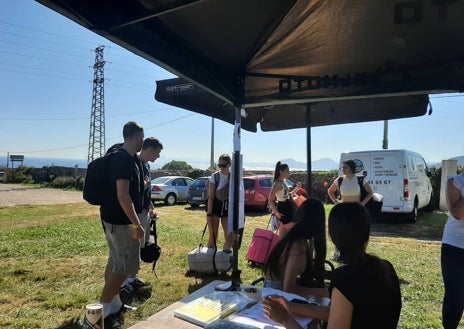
[87,45,106,163]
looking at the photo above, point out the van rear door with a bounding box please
[368,151,405,212]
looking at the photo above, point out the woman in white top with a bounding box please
[441,172,464,329]
[269,161,300,237]
[327,159,373,206]
[206,153,234,251]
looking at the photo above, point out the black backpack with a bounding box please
[83,152,115,205]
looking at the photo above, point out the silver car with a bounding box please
[150,176,194,206]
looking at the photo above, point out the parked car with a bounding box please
[0,171,4,183]
[187,176,210,208]
[150,176,194,206]
[243,175,273,211]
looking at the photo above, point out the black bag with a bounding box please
[141,218,161,276]
[83,152,115,205]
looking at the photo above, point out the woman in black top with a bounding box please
[327,202,402,329]
[263,202,401,329]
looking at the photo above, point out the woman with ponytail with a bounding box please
[269,161,299,237]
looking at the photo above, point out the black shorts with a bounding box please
[277,199,293,224]
[207,197,228,217]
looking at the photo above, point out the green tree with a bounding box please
[161,160,192,170]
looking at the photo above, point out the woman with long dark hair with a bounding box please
[326,202,402,328]
[263,202,401,329]
[263,198,328,296]
[269,161,299,237]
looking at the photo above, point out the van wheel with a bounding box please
[406,200,418,223]
[165,193,177,206]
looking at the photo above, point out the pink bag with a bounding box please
[246,228,279,267]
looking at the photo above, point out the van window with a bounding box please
[415,157,426,172]
[409,156,417,172]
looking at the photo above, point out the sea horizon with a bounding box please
[1,155,459,171]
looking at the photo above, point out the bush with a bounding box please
[5,166,34,184]
[48,176,79,189]
[162,160,192,170]
[186,168,209,179]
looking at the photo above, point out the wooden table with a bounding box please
[127,280,226,329]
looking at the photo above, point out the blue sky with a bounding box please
[1,1,463,169]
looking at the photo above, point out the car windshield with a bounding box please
[151,177,171,184]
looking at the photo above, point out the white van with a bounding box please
[339,149,432,221]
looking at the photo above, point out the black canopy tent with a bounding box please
[155,77,430,133]
[35,0,464,105]
[36,0,464,281]
[155,76,430,186]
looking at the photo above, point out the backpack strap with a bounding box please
[358,176,367,200]
[214,172,220,189]
[337,176,343,187]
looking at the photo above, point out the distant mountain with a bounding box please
[428,156,464,168]
[280,158,338,171]
[450,156,464,166]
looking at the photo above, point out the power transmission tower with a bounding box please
[87,45,106,163]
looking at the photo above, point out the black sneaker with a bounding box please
[104,315,122,329]
[132,277,152,289]
[120,277,152,293]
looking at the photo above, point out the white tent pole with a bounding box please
[230,106,242,286]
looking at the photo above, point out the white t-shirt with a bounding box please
[210,171,229,190]
[442,173,464,249]
[335,175,361,197]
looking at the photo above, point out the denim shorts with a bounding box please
[102,220,140,277]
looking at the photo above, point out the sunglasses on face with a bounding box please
[218,163,229,168]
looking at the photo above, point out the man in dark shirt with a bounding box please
[120,137,163,293]
[99,121,145,328]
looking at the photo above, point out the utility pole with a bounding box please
[382,120,388,149]
[87,45,106,163]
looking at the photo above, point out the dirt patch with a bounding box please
[0,184,84,206]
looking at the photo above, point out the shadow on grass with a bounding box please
[184,269,241,295]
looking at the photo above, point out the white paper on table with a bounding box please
[227,288,313,329]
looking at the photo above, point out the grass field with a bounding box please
[0,201,459,329]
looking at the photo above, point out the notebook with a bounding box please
[174,292,248,327]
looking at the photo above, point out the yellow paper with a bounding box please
[174,294,239,327]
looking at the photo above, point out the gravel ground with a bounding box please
[0,183,84,206]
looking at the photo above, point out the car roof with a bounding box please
[243,175,273,179]
[152,176,192,179]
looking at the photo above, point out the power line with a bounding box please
[0,113,197,154]
[0,19,100,45]
[0,109,170,121]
